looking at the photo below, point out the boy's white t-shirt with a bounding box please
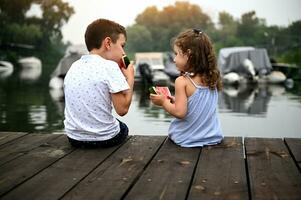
[63,54,129,141]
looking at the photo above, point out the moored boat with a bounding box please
[217,47,287,85]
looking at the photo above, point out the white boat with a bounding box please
[257,71,287,84]
[49,44,88,89]
[134,52,170,85]
[18,57,42,81]
[222,58,257,84]
[0,61,14,79]
[18,56,41,68]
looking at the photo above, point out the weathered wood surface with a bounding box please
[0,132,28,146]
[0,133,61,166]
[188,137,249,200]
[0,132,300,200]
[0,134,72,196]
[125,138,200,200]
[245,138,301,200]
[285,138,301,171]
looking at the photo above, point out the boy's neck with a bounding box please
[90,48,108,60]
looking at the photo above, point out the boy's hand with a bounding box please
[121,61,135,83]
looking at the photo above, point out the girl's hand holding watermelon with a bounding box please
[149,86,174,106]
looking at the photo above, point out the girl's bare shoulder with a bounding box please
[175,75,187,87]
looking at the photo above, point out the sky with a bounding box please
[61,0,301,44]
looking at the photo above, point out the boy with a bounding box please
[63,18,135,148]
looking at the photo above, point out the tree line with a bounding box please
[126,2,301,67]
[0,1,300,69]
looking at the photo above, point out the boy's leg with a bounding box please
[68,137,102,148]
[67,119,129,148]
[68,137,81,148]
[100,119,128,148]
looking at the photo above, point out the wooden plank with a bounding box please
[1,138,125,200]
[0,133,60,166]
[285,138,301,170]
[187,137,248,200]
[61,136,166,200]
[0,132,28,146]
[125,139,200,200]
[0,135,73,197]
[245,138,301,200]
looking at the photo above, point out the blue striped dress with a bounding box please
[168,74,223,147]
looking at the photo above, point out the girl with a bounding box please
[150,28,223,147]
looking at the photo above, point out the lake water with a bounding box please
[1,64,301,138]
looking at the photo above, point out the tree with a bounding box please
[278,20,301,65]
[0,0,74,63]
[134,2,214,51]
[39,0,74,44]
[237,11,259,38]
[215,11,241,47]
[218,11,238,37]
[125,24,153,53]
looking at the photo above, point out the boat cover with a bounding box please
[51,44,88,77]
[218,47,272,75]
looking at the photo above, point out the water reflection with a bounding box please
[219,84,285,116]
[19,66,42,82]
[49,88,65,114]
[28,105,47,130]
[135,82,286,118]
[1,65,301,138]
[0,61,14,80]
[0,65,64,132]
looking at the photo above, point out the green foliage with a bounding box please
[237,11,261,38]
[0,0,74,64]
[279,49,301,64]
[39,0,75,41]
[218,11,238,37]
[4,23,42,45]
[126,2,300,74]
[134,2,213,51]
[125,24,153,52]
[1,0,300,74]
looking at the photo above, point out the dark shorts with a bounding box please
[67,120,128,148]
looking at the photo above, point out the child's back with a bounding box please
[64,18,134,148]
[168,73,223,147]
[64,55,129,141]
[150,28,223,147]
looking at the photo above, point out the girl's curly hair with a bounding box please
[173,29,222,91]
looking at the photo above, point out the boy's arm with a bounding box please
[111,64,135,116]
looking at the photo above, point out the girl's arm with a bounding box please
[150,76,188,119]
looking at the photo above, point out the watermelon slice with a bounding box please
[155,86,172,99]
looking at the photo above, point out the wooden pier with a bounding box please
[0,132,300,200]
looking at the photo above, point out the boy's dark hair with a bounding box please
[85,18,126,51]
[173,29,222,91]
